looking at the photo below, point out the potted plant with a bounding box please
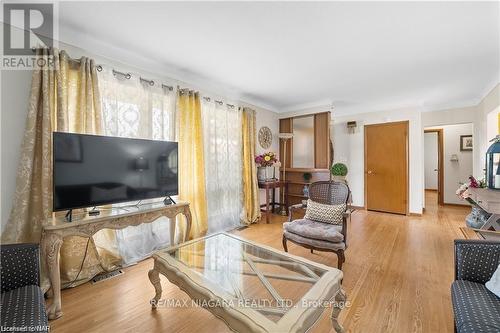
[302,172,312,183]
[331,163,348,182]
[255,152,278,181]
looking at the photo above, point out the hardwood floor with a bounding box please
[49,192,470,333]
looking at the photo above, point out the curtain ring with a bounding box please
[96,65,103,72]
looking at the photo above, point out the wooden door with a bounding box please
[365,121,408,214]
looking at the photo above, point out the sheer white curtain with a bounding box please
[98,68,176,264]
[201,98,243,233]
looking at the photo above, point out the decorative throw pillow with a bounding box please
[485,264,500,298]
[304,199,346,225]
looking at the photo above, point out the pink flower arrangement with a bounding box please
[255,152,278,167]
[456,176,485,203]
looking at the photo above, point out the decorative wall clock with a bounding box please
[258,126,273,149]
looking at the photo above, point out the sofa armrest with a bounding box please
[288,203,305,222]
[454,239,500,284]
[1,243,40,293]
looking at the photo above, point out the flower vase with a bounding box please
[266,166,274,180]
[257,167,267,182]
[332,175,346,182]
[303,185,309,198]
[257,166,275,181]
[465,204,492,229]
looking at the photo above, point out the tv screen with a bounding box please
[53,132,178,211]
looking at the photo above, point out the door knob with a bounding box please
[367,170,373,174]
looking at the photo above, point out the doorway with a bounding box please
[424,123,473,207]
[424,129,444,206]
[364,121,409,215]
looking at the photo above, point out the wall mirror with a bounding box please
[292,116,315,168]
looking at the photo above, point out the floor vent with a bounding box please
[234,225,248,231]
[91,269,124,284]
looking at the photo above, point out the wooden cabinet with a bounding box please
[281,168,331,206]
[278,112,332,206]
[314,112,331,169]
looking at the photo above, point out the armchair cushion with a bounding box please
[1,244,40,293]
[451,280,500,333]
[1,285,48,332]
[486,264,500,297]
[304,199,345,225]
[283,231,346,251]
[284,219,344,243]
[454,240,500,284]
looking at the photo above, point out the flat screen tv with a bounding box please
[53,132,178,211]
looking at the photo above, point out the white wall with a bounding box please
[278,85,499,214]
[443,124,473,204]
[421,84,500,181]
[424,132,438,190]
[333,108,423,214]
[0,27,280,229]
[477,84,500,175]
[486,107,499,142]
[1,70,33,228]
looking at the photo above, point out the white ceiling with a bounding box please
[49,2,500,114]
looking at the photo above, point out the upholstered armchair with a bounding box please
[451,239,500,333]
[282,181,351,269]
[1,244,48,332]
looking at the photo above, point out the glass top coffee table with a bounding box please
[149,233,346,333]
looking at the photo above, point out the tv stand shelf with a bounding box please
[42,201,192,320]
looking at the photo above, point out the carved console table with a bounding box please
[41,201,192,320]
[468,187,500,231]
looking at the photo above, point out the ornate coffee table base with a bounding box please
[331,289,347,333]
[148,233,346,333]
[148,268,163,308]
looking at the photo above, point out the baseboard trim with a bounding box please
[408,212,423,217]
[442,203,470,208]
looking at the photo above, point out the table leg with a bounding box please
[169,218,176,246]
[148,268,163,308]
[41,232,64,320]
[331,288,346,333]
[183,207,192,242]
[481,213,500,231]
[265,187,270,223]
[272,188,276,213]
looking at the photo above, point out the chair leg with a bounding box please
[337,250,345,270]
[282,235,288,252]
[310,249,314,254]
